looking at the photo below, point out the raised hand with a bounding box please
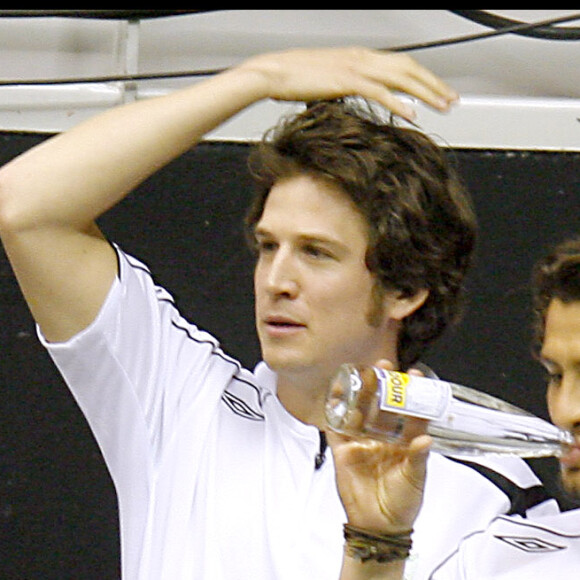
[238,46,459,121]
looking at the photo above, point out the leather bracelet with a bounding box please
[343,523,413,563]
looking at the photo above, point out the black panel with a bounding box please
[1,132,578,577]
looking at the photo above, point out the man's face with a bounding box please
[253,174,400,383]
[541,298,580,497]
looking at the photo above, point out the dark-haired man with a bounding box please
[0,46,558,579]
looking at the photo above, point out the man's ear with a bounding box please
[386,288,429,321]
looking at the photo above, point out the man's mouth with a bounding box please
[263,316,306,334]
[559,442,580,470]
[265,315,304,326]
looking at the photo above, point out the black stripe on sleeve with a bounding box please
[448,457,553,516]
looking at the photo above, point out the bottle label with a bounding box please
[375,368,451,420]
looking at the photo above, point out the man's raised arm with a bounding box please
[0,47,456,342]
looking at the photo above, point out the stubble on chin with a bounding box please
[560,466,580,500]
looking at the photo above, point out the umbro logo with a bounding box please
[222,391,265,421]
[495,535,566,553]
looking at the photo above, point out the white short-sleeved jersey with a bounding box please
[429,508,580,579]
[39,247,560,580]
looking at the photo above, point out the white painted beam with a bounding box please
[0,83,578,152]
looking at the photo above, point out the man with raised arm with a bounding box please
[0,47,558,579]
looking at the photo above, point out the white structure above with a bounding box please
[0,10,579,150]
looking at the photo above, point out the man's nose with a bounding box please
[266,249,299,297]
[549,374,580,434]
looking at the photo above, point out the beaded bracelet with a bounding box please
[343,523,413,563]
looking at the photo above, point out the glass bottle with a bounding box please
[325,363,574,457]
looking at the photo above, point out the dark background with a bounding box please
[1,132,578,579]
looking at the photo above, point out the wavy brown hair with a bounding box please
[532,237,580,355]
[245,99,477,370]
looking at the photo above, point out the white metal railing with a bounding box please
[0,85,578,151]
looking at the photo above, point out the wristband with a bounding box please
[343,523,413,563]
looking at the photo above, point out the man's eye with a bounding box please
[545,371,563,387]
[255,240,276,253]
[304,245,331,259]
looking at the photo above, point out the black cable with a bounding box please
[0,11,579,87]
[449,10,580,41]
[386,11,580,52]
[0,10,218,20]
[0,68,226,86]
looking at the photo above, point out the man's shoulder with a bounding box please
[427,453,560,516]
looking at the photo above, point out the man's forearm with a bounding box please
[0,65,268,232]
[340,554,406,580]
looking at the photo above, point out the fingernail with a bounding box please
[401,105,416,120]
